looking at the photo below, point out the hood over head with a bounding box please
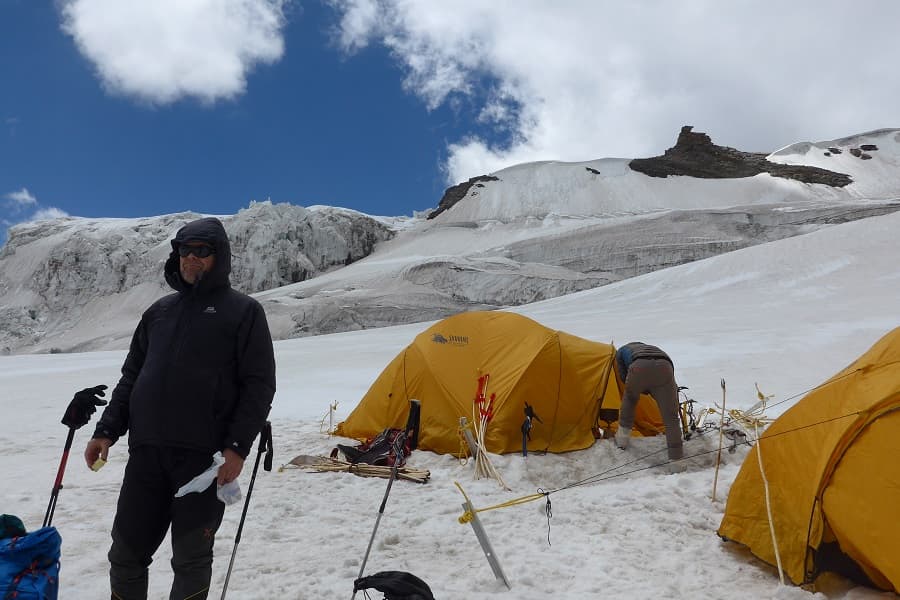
[164,217,232,293]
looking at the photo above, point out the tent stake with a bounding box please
[461,500,511,590]
[459,417,479,458]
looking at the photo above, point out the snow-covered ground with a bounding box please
[2,211,898,599]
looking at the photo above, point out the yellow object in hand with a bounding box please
[91,458,106,472]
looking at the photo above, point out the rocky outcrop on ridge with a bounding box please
[630,126,853,186]
[427,175,499,219]
[428,126,857,223]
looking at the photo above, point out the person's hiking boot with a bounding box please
[663,461,688,474]
[661,452,709,474]
[614,427,631,450]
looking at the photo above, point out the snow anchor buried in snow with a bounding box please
[453,481,543,590]
[461,498,510,590]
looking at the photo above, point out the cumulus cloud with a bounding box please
[331,0,900,183]
[0,190,69,244]
[60,0,289,104]
[29,208,71,222]
[4,188,38,211]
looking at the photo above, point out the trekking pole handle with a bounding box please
[262,421,274,472]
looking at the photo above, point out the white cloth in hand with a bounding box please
[174,452,225,498]
[216,480,242,505]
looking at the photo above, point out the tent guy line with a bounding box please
[458,402,872,530]
[552,404,878,494]
[745,361,898,414]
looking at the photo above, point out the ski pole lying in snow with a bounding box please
[352,399,421,600]
[220,421,274,600]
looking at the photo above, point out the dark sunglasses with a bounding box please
[178,245,216,258]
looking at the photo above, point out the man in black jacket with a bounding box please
[84,217,276,600]
[613,342,683,460]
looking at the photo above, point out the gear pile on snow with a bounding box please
[336,428,412,467]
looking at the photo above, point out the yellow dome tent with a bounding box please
[718,327,900,592]
[335,311,664,455]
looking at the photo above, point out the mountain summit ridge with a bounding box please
[1,127,898,354]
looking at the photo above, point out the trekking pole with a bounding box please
[220,421,274,600]
[43,426,76,528]
[351,400,421,600]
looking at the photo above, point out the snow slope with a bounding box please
[2,129,898,355]
[1,210,897,599]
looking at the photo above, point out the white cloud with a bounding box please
[0,191,69,241]
[29,208,71,222]
[4,188,38,211]
[60,0,289,104]
[331,0,381,53]
[331,0,900,184]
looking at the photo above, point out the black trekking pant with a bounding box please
[108,446,225,600]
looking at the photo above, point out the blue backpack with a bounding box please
[0,525,61,600]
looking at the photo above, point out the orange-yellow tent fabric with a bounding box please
[335,311,664,455]
[718,327,900,592]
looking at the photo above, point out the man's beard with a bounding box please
[183,266,205,284]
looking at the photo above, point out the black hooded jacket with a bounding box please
[94,217,276,459]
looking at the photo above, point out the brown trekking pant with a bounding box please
[619,358,684,460]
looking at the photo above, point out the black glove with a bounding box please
[62,385,108,429]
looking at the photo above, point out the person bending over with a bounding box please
[614,342,683,460]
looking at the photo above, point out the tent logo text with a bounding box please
[431,333,468,346]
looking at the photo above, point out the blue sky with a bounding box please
[2,0,898,245]
[0,1,497,236]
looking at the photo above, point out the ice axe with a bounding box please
[520,401,542,457]
[351,399,421,600]
[220,421,274,600]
